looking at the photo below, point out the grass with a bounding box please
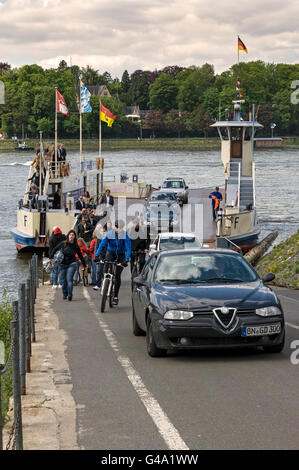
[0,137,222,151]
[256,228,299,288]
[0,289,12,426]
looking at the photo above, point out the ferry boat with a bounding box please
[211,100,261,252]
[11,153,105,252]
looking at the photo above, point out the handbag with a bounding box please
[53,249,64,264]
[42,257,53,273]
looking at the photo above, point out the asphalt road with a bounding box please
[52,280,299,451]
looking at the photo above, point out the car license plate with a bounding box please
[242,324,281,337]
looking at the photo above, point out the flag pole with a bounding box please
[80,79,83,164]
[55,87,58,177]
[99,97,102,158]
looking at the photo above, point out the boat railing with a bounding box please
[24,165,36,204]
[252,161,256,208]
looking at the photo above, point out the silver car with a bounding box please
[160,178,189,204]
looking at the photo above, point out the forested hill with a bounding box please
[0,60,299,139]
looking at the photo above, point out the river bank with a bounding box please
[1,136,299,152]
[255,228,299,289]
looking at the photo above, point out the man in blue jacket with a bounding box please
[94,220,131,305]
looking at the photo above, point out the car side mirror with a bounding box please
[133,275,147,286]
[149,244,156,251]
[262,272,275,283]
[185,186,189,189]
[158,186,161,189]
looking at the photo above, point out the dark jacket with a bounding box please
[49,232,66,258]
[75,199,86,211]
[78,220,93,242]
[100,194,114,207]
[129,226,148,252]
[52,241,86,267]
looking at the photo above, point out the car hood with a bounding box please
[151,281,279,312]
[162,188,184,194]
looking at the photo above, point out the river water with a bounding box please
[0,148,298,296]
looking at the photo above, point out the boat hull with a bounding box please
[228,230,260,253]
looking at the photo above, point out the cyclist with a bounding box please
[94,220,131,305]
[127,217,149,274]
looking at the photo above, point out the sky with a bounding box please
[0,0,298,78]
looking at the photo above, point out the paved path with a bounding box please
[50,281,299,450]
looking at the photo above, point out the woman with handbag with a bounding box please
[52,229,86,301]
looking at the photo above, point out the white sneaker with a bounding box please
[58,285,62,289]
[52,285,58,289]
[93,285,100,291]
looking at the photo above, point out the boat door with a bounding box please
[230,127,243,158]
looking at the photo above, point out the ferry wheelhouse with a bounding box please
[211,101,262,251]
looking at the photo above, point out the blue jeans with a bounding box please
[51,262,63,286]
[60,262,78,298]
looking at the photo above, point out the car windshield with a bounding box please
[149,192,175,201]
[154,253,258,283]
[160,237,202,251]
[162,181,184,189]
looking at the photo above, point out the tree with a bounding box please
[193,107,212,137]
[143,110,165,137]
[149,73,178,113]
[165,109,189,137]
[121,70,131,93]
[127,73,150,109]
[177,64,215,112]
[256,104,273,134]
[0,62,11,73]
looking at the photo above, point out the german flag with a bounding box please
[238,36,248,53]
[100,104,116,127]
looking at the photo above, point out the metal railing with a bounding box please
[0,254,39,450]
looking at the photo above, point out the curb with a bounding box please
[3,285,79,450]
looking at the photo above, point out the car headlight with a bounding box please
[256,306,282,317]
[164,310,194,320]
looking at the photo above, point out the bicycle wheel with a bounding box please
[100,277,109,312]
[109,280,114,308]
[83,267,89,286]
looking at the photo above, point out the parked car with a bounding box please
[131,249,285,357]
[160,178,189,204]
[148,232,202,256]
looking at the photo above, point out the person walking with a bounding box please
[78,215,93,244]
[94,220,131,305]
[209,186,223,221]
[76,195,86,211]
[51,230,86,301]
[49,226,66,288]
[89,224,108,289]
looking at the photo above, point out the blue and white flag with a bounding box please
[80,82,92,113]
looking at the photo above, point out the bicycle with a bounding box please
[130,250,147,290]
[75,255,90,286]
[99,260,125,312]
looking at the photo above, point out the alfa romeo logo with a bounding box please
[220,307,229,314]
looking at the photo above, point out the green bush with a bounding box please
[0,289,12,425]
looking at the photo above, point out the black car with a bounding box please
[131,249,285,357]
